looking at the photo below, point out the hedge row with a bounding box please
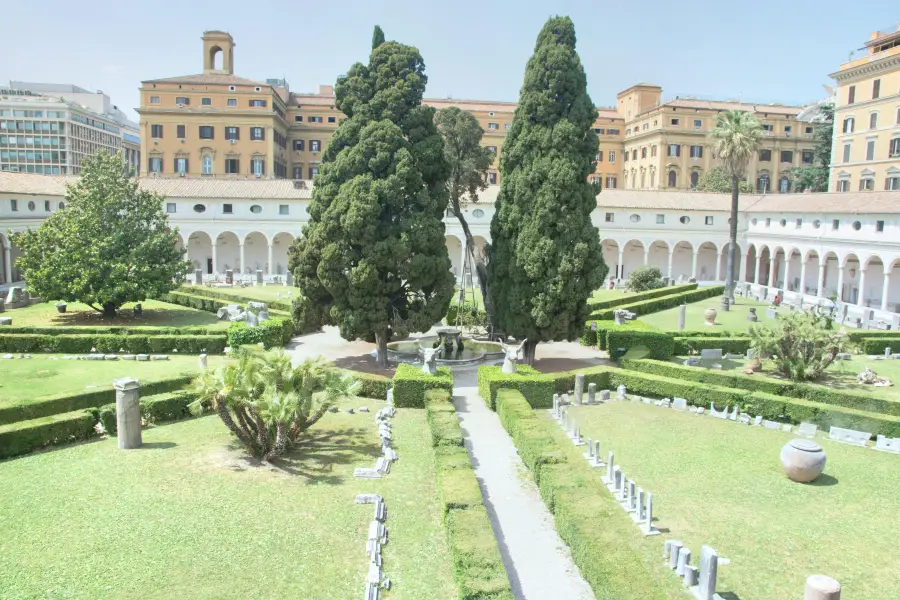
[620,358,900,418]
[495,389,672,600]
[1,326,220,335]
[672,336,752,355]
[477,364,610,410]
[587,282,698,310]
[0,409,97,460]
[178,286,293,312]
[0,333,227,354]
[99,389,200,435]
[607,329,674,360]
[847,330,900,343]
[227,317,293,349]
[392,363,454,408]
[424,389,513,600]
[0,375,194,426]
[859,337,900,355]
[579,319,658,349]
[590,285,725,321]
[335,370,390,400]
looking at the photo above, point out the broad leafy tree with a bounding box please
[434,107,495,318]
[786,103,834,192]
[696,166,753,194]
[487,16,606,365]
[288,27,454,368]
[710,110,762,304]
[11,151,189,317]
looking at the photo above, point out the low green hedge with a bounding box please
[158,290,230,313]
[673,336,752,355]
[495,389,671,599]
[100,389,200,435]
[741,392,900,437]
[860,337,900,355]
[587,282,698,310]
[847,330,900,343]
[606,367,749,409]
[392,363,454,408]
[0,333,227,354]
[580,319,659,349]
[607,329,674,360]
[0,375,194,426]
[178,286,293,312]
[477,365,613,410]
[447,302,487,328]
[0,409,97,460]
[227,317,293,349]
[589,285,725,321]
[335,370,390,400]
[1,325,220,335]
[426,390,465,449]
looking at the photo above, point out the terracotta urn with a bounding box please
[781,439,826,483]
[704,307,717,325]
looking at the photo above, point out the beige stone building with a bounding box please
[829,24,900,192]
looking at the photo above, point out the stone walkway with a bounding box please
[452,368,595,600]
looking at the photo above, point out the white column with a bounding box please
[691,249,699,279]
[817,263,826,298]
[768,256,777,287]
[738,252,747,284]
[783,256,791,292]
[881,271,891,311]
[618,250,624,279]
[667,248,674,279]
[836,265,845,302]
[239,243,246,275]
[2,242,10,284]
[211,241,218,275]
[268,243,274,275]
[754,254,762,284]
[715,251,722,282]
[857,268,867,307]
[644,249,650,266]
[799,260,808,296]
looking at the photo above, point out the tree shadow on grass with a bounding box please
[332,354,396,377]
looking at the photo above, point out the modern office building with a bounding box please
[0,83,140,176]
[829,23,900,192]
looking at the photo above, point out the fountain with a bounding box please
[386,327,504,367]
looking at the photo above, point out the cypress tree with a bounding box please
[371,25,385,49]
[289,27,454,368]
[487,16,607,364]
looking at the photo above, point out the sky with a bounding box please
[1,0,897,123]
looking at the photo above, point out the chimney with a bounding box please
[318,85,334,96]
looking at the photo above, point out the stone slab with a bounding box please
[829,426,872,447]
[797,422,818,437]
[354,468,383,479]
[875,435,900,453]
[355,493,383,504]
[762,420,781,430]
[700,349,723,361]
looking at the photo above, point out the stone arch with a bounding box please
[446,235,464,279]
[820,251,840,298]
[696,241,718,281]
[840,252,862,303]
[646,240,669,276]
[744,243,758,284]
[667,170,677,188]
[784,247,803,292]
[670,241,694,282]
[271,232,295,275]
[602,239,620,279]
[186,231,213,274]
[0,232,8,284]
[216,231,241,274]
[690,169,701,190]
[243,231,269,274]
[756,245,772,287]
[209,45,223,71]
[861,254,886,309]
[802,249,821,296]
[718,242,741,281]
[621,239,645,279]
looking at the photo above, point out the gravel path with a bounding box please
[452,368,595,600]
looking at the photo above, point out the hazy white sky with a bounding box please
[1,0,896,122]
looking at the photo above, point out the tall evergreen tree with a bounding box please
[487,16,606,364]
[288,27,454,368]
[371,25,385,49]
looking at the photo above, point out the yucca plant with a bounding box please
[748,312,847,381]
[192,350,357,461]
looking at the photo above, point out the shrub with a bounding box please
[625,265,666,293]
[178,286,293,312]
[392,363,454,408]
[0,333,227,354]
[158,291,230,313]
[291,294,328,335]
[606,329,674,360]
[98,403,116,434]
[447,302,487,328]
[477,365,612,410]
[590,285,725,320]
[606,368,749,409]
[587,282,698,310]
[748,311,848,381]
[673,336,751,355]
[142,390,197,423]
[860,337,900,355]
[227,317,293,349]
[425,390,464,448]
[0,409,97,460]
[580,319,659,348]
[335,370,390,400]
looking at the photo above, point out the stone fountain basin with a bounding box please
[386,338,503,365]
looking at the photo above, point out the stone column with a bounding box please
[738,251,747,284]
[691,249,699,280]
[211,241,218,275]
[698,545,719,600]
[587,383,596,404]
[114,378,142,449]
[618,249,625,279]
[194,268,202,285]
[574,373,584,405]
[817,263,826,298]
[678,304,686,330]
[754,253,762,285]
[836,265,845,302]
[804,575,841,600]
[857,268,867,307]
[882,271,891,311]
[768,256,777,287]
[783,257,791,292]
[643,249,650,266]
[715,251,722,283]
[799,259,808,296]
[268,243,274,275]
[2,242,11,284]
[239,243,246,275]
[667,247,674,279]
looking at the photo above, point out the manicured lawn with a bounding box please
[640,295,776,332]
[186,284,296,304]
[570,401,900,600]
[0,354,227,404]
[6,300,228,329]
[0,399,457,600]
[590,287,636,303]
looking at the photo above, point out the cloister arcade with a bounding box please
[181,229,296,276]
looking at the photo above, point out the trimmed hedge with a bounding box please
[741,391,900,437]
[859,337,900,355]
[227,317,293,349]
[580,319,659,348]
[158,290,231,313]
[673,336,751,355]
[607,329,674,360]
[335,370,390,400]
[1,325,220,335]
[847,330,900,343]
[0,409,97,460]
[392,363,454,408]
[477,365,612,410]
[587,282,698,310]
[495,389,671,599]
[0,333,227,354]
[423,389,513,600]
[178,286,293,312]
[100,389,200,435]
[0,375,194,426]
[589,285,725,321]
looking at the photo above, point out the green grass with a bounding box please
[0,354,226,404]
[186,284,297,303]
[0,399,457,600]
[6,300,228,329]
[571,401,900,600]
[640,296,776,332]
[590,288,637,302]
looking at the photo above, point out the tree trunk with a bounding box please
[374,330,388,369]
[725,175,740,303]
[450,191,492,326]
[263,422,289,462]
[102,302,118,318]
[522,339,539,367]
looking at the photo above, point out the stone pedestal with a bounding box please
[114,378,142,449]
[194,269,202,285]
[587,383,596,404]
[698,546,718,600]
[225,269,234,284]
[574,373,584,405]
[720,295,730,312]
[198,353,208,369]
[256,269,264,284]
[804,575,841,600]
[678,304,686,330]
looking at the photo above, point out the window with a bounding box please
[149,157,162,173]
[293,166,303,179]
[310,140,321,152]
[886,176,900,190]
[631,149,637,160]
[608,128,620,135]
[251,157,265,176]
[150,96,160,104]
[151,124,163,138]
[487,172,498,185]
[751,218,758,225]
[866,140,875,161]
[250,205,262,214]
[843,143,851,163]
[680,216,690,224]
[873,79,881,100]
[642,123,648,131]
[176,125,186,139]
[762,124,773,132]
[759,149,772,162]
[250,127,265,141]
[605,212,614,222]
[608,151,615,163]
[780,150,793,163]
[227,98,237,107]
[223,204,233,214]
[667,144,680,157]
[784,125,792,135]
[202,97,211,106]
[832,219,840,229]
[641,147,647,159]
[200,155,212,175]
[327,116,336,123]
[690,171,699,188]
[870,113,878,130]
[651,145,657,157]
[199,125,214,140]
[624,152,629,163]
[667,170,677,187]
[175,96,190,105]
[605,177,617,189]
[10,199,17,211]
[852,220,862,230]
[44,200,50,212]
[249,99,267,107]
[842,117,854,134]
[630,214,641,223]
[813,220,821,228]
[837,180,850,192]
[693,119,702,128]
[278,204,289,215]
[488,122,499,130]
[848,85,855,104]
[795,218,802,229]
[225,127,239,141]
[486,146,498,154]
[308,116,323,123]
[225,158,240,174]
[473,209,485,218]
[656,214,665,224]
[805,126,813,134]
[593,128,604,134]
[689,145,703,158]
[295,115,303,122]
[193,204,206,213]
[860,178,874,191]
[704,216,713,226]
[779,176,790,193]
[292,139,305,151]
[175,157,187,173]
[595,152,603,163]
[891,138,900,157]
[897,108,900,125]
[670,118,680,126]
[166,203,176,213]
[801,150,814,164]
[780,218,787,227]
[876,220,885,232]
[308,166,319,179]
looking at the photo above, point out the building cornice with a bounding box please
[830,54,900,84]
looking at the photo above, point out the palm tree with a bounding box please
[711,110,762,306]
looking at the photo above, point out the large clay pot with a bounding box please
[704,307,717,325]
[781,439,826,483]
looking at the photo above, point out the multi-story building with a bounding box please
[829,24,900,192]
[0,83,140,176]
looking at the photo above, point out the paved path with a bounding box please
[452,368,595,600]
